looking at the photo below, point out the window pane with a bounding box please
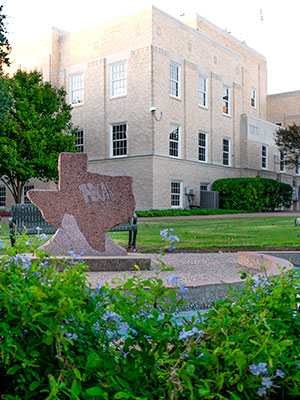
[171,182,181,207]
[112,124,127,156]
[111,61,127,97]
[223,139,230,165]
[170,63,180,98]
[24,185,34,204]
[70,73,84,104]
[75,129,84,153]
[198,132,207,162]
[0,186,6,207]
[169,125,180,157]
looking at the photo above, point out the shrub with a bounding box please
[212,177,293,212]
[0,236,299,399]
[136,208,247,218]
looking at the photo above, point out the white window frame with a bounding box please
[110,123,127,158]
[110,61,127,98]
[0,186,6,208]
[69,73,84,105]
[171,181,183,208]
[198,75,208,108]
[75,129,84,153]
[222,86,231,116]
[262,145,268,169]
[23,185,34,204]
[169,62,181,99]
[200,183,210,191]
[296,155,300,175]
[279,150,285,172]
[169,124,181,158]
[251,88,257,108]
[222,138,231,166]
[198,131,208,163]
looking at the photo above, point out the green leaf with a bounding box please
[71,379,82,396]
[29,381,40,391]
[114,392,132,399]
[86,386,103,396]
[7,364,21,375]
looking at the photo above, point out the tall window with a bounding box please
[169,62,181,98]
[262,145,268,169]
[198,75,208,108]
[23,185,34,204]
[110,61,127,98]
[296,156,300,175]
[222,138,231,166]
[169,124,181,157]
[111,123,127,157]
[279,150,285,172]
[69,73,84,105]
[75,129,84,153]
[171,181,182,208]
[222,86,230,115]
[0,186,6,208]
[251,89,257,108]
[198,131,207,162]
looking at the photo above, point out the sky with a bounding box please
[2,0,299,94]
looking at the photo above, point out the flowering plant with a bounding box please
[0,233,299,399]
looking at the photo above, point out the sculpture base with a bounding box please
[39,214,127,256]
[27,253,151,271]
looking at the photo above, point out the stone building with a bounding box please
[2,6,300,211]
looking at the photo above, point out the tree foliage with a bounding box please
[0,4,11,74]
[274,123,300,167]
[0,70,77,203]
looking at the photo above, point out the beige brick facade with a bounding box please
[3,6,300,211]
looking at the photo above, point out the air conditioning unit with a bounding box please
[200,190,219,209]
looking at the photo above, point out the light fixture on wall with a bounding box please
[149,106,162,121]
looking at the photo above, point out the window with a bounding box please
[198,131,208,162]
[200,183,210,191]
[23,185,34,204]
[222,138,231,166]
[296,155,300,175]
[69,73,84,105]
[111,123,127,157]
[280,150,285,172]
[251,89,256,108]
[262,145,268,169]
[198,75,208,107]
[222,86,230,115]
[169,124,181,157]
[171,181,182,208]
[110,61,127,98]
[75,129,84,153]
[0,186,6,208]
[169,62,181,98]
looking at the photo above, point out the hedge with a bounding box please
[212,177,293,212]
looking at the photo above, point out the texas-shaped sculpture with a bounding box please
[27,153,136,255]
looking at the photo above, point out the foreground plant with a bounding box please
[0,235,299,399]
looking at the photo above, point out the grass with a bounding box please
[2,216,300,252]
[109,216,300,252]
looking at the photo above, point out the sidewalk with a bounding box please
[138,211,300,221]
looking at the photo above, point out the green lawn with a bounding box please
[109,216,300,252]
[2,216,300,252]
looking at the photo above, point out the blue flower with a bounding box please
[178,283,188,296]
[93,322,101,331]
[261,377,273,389]
[275,369,285,378]
[178,327,204,341]
[35,226,42,234]
[257,387,267,397]
[249,362,268,376]
[0,239,5,250]
[65,332,78,340]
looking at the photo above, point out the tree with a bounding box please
[274,123,300,167]
[0,4,11,74]
[0,4,11,120]
[0,70,77,203]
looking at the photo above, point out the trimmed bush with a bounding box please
[136,208,248,218]
[212,177,293,212]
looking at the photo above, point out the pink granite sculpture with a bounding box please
[27,153,136,256]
